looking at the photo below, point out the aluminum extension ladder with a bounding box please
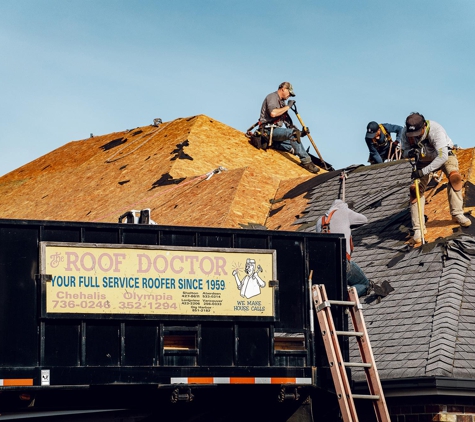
[312,284,391,422]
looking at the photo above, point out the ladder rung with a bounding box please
[335,330,364,337]
[352,394,380,400]
[344,362,372,368]
[328,299,356,307]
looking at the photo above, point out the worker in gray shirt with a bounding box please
[316,199,370,297]
[259,82,320,174]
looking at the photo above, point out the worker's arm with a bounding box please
[420,123,451,175]
[270,105,291,118]
[348,209,368,227]
[421,145,449,176]
[383,123,404,142]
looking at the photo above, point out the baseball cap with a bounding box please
[365,121,380,139]
[280,82,295,97]
[405,113,425,137]
[287,83,295,97]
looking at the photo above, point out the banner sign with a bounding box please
[40,242,277,318]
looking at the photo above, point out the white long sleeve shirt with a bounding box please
[401,120,454,176]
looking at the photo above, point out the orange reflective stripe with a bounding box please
[171,377,312,385]
[1,379,34,386]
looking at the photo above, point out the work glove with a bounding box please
[411,169,424,180]
[301,126,310,137]
[287,100,295,108]
[407,148,420,160]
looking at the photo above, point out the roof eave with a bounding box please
[355,376,475,397]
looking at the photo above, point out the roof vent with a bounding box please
[118,208,157,225]
[152,118,162,127]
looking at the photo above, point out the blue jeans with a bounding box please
[270,127,312,164]
[367,140,390,164]
[347,260,370,297]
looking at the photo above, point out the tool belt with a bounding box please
[264,125,302,144]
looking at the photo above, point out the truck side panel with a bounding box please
[0,219,347,421]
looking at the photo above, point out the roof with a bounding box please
[268,150,475,386]
[2,113,475,391]
[0,115,326,226]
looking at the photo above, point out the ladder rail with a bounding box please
[312,283,392,422]
[312,285,358,422]
[347,287,391,422]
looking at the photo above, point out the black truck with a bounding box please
[0,218,348,421]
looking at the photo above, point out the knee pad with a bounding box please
[449,171,463,192]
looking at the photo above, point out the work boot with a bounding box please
[453,214,472,227]
[381,280,394,295]
[413,228,427,244]
[372,282,387,297]
[301,161,320,174]
[366,280,386,297]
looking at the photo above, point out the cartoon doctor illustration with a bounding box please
[232,258,266,299]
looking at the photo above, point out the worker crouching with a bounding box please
[401,112,471,244]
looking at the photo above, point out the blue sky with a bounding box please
[1,0,474,176]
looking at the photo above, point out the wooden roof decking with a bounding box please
[0,114,325,227]
[266,148,475,242]
[1,112,471,240]
[422,147,475,243]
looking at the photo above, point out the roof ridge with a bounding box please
[425,240,470,377]
[212,167,249,227]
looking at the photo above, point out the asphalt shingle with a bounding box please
[288,159,475,383]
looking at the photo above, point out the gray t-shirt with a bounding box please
[259,91,286,126]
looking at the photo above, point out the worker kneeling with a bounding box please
[258,82,320,174]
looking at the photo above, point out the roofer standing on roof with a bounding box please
[401,112,471,243]
[259,82,320,174]
[365,121,403,164]
[316,199,371,297]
